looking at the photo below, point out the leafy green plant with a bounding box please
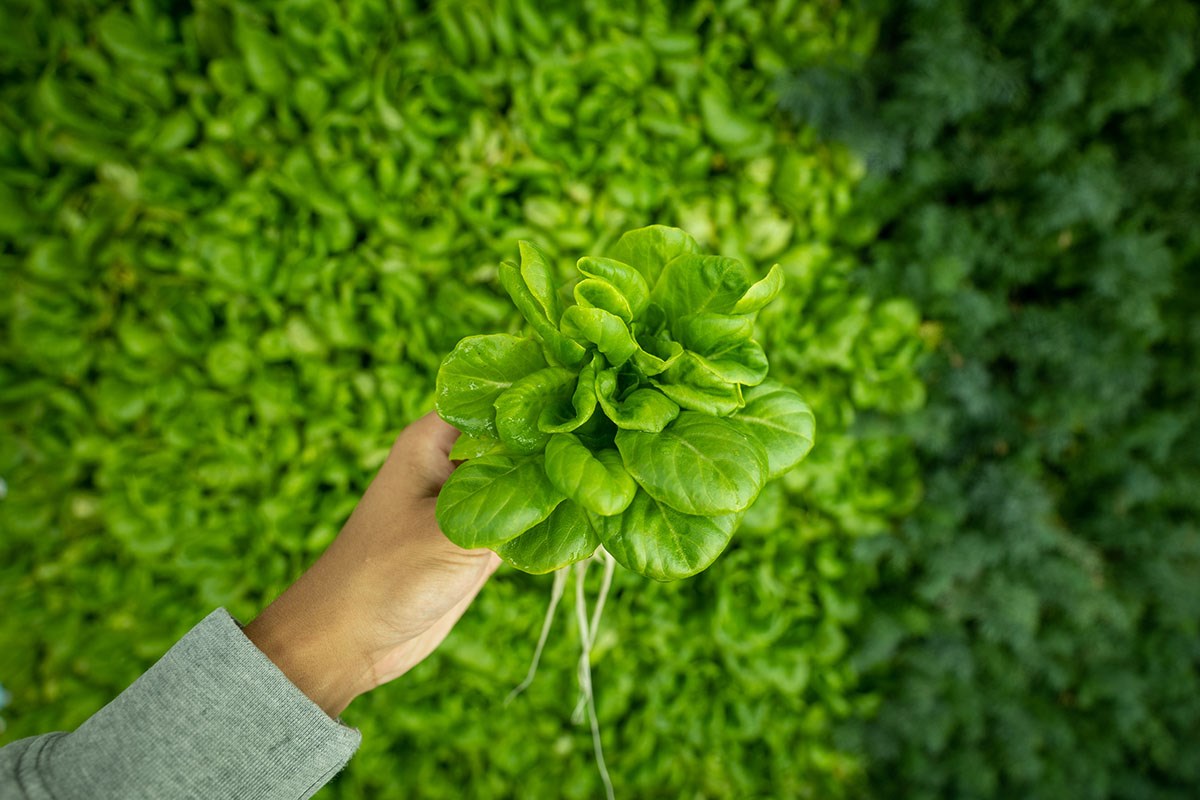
[0,0,924,797]
[434,226,815,581]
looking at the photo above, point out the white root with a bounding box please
[573,548,615,722]
[574,554,615,800]
[589,548,616,647]
[505,548,617,800]
[571,558,591,724]
[504,567,568,706]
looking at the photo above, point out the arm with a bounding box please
[0,609,360,800]
[0,413,498,800]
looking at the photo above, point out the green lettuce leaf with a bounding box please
[615,411,767,514]
[576,256,651,318]
[435,334,547,436]
[499,260,587,368]
[608,224,700,288]
[494,500,599,573]
[653,351,744,416]
[436,454,565,548]
[538,355,600,433]
[494,367,577,453]
[737,379,816,479]
[559,306,637,367]
[544,433,637,516]
[590,490,743,581]
[595,367,680,432]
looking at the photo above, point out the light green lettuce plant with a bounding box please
[435,225,815,581]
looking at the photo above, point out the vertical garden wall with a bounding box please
[2,0,1197,798]
[0,1,920,797]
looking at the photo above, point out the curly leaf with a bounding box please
[494,367,577,453]
[653,351,744,416]
[616,411,767,514]
[574,277,633,323]
[596,368,680,432]
[631,327,685,376]
[576,256,651,318]
[731,263,784,314]
[559,306,637,367]
[436,334,547,436]
[539,355,600,433]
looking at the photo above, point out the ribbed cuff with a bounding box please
[30,608,361,800]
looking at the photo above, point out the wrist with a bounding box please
[244,576,378,718]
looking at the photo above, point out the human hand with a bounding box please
[244,412,500,718]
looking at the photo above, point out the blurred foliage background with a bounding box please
[779,0,1200,797]
[1,0,1196,798]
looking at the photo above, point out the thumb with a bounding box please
[393,411,461,494]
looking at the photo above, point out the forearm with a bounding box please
[0,610,360,800]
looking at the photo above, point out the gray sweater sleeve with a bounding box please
[0,609,361,800]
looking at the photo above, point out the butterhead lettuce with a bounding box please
[435,226,815,580]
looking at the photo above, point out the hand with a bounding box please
[244,412,500,717]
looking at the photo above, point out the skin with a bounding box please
[244,412,500,718]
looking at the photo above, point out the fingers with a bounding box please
[389,411,462,496]
[403,410,461,458]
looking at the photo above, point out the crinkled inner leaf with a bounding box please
[494,367,577,453]
[596,368,680,432]
[574,277,633,323]
[576,256,650,318]
[653,351,744,416]
[538,355,600,433]
[631,326,684,376]
[559,306,637,367]
[435,334,546,436]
